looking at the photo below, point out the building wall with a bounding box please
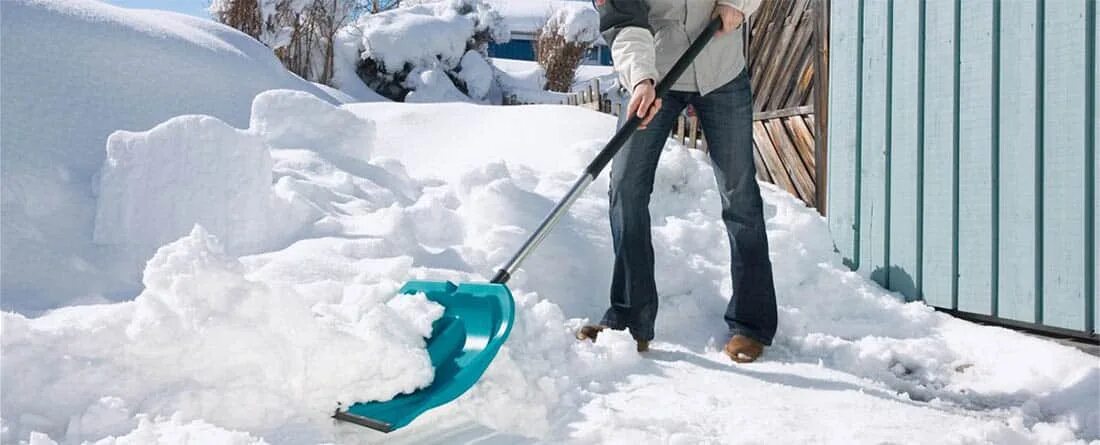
[488,36,613,66]
[826,0,1096,336]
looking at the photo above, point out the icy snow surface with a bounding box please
[3,1,1099,444]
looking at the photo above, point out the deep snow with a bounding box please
[3,2,1098,445]
[0,0,345,313]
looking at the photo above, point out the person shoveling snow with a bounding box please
[577,0,774,364]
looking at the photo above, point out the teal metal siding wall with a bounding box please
[826,0,1097,336]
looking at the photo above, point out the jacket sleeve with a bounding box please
[717,0,762,18]
[596,0,658,90]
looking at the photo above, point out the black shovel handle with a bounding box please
[582,17,723,179]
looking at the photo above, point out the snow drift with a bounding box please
[0,0,344,312]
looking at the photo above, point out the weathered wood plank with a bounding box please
[955,0,996,316]
[889,0,922,301]
[826,0,861,268]
[996,0,1039,323]
[758,0,810,110]
[766,118,816,205]
[768,7,815,110]
[921,0,958,309]
[753,105,814,121]
[753,143,772,183]
[786,115,817,179]
[754,121,798,195]
[859,0,890,283]
[1042,0,1089,331]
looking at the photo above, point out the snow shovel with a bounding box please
[333,17,723,433]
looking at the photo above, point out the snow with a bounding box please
[486,0,596,35]
[3,1,1098,444]
[336,0,508,103]
[5,226,444,443]
[6,93,1098,443]
[543,2,599,44]
[358,5,478,71]
[0,0,343,313]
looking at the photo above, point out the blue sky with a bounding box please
[103,0,211,18]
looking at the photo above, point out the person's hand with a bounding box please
[628,79,661,129]
[713,4,745,36]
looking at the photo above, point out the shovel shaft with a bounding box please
[490,18,723,285]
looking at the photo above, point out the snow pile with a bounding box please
[0,0,343,313]
[92,90,376,277]
[542,2,599,44]
[250,89,375,160]
[3,226,444,442]
[336,0,509,102]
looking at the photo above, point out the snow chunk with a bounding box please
[249,89,375,159]
[94,116,275,256]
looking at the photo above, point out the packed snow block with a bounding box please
[93,115,274,257]
[250,89,375,160]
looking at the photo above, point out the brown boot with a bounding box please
[724,334,764,363]
[575,325,649,352]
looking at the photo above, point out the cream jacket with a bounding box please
[601,0,761,95]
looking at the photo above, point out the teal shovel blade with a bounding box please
[334,280,515,433]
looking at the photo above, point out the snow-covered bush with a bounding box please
[535,4,598,92]
[338,0,510,102]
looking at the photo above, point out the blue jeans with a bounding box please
[601,69,778,345]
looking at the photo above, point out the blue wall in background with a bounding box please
[826,0,1096,337]
[488,38,613,66]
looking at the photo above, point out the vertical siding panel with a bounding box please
[827,0,862,268]
[1042,1,1089,331]
[921,0,958,309]
[1092,0,1098,334]
[860,0,890,284]
[889,0,922,300]
[997,0,1039,323]
[956,0,996,316]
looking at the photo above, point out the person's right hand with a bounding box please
[628,79,661,129]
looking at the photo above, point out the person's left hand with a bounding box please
[713,4,745,36]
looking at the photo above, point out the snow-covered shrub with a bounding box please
[535,5,598,92]
[339,0,510,102]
